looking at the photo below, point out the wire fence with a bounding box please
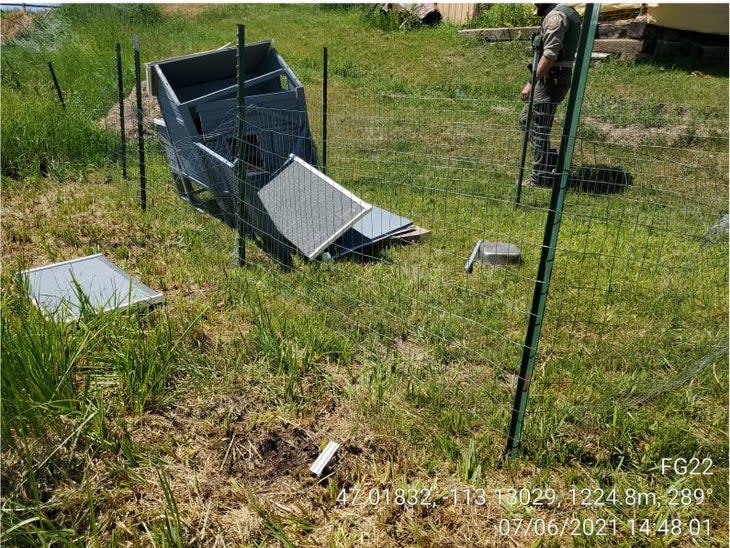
[3,4,726,464]
[134,25,729,464]
[4,8,727,546]
[320,92,725,461]
[522,91,728,458]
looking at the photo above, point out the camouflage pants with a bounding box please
[519,70,572,184]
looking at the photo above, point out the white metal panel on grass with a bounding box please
[21,254,164,322]
[258,155,372,260]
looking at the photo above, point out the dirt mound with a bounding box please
[1,10,36,42]
[98,80,161,139]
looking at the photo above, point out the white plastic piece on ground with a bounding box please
[464,239,483,273]
[310,440,341,476]
[466,241,522,272]
[479,241,522,265]
[20,254,164,322]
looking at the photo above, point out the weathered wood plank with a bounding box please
[593,38,644,55]
[596,20,648,40]
[458,26,539,41]
[459,21,648,42]
[391,225,432,243]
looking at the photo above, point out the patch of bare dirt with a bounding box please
[80,387,421,545]
[393,334,431,364]
[582,115,725,147]
[160,4,210,16]
[585,117,684,146]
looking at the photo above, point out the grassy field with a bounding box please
[2,4,728,546]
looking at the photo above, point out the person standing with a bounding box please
[519,3,581,186]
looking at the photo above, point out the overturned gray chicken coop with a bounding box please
[149,40,319,231]
[150,40,426,264]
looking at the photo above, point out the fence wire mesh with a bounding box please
[3,4,728,544]
[150,44,728,465]
[522,93,728,459]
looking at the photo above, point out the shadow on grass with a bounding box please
[528,164,633,194]
[638,57,729,78]
[324,236,409,263]
[568,164,634,194]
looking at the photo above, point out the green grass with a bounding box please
[468,3,539,29]
[1,4,728,546]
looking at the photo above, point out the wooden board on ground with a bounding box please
[391,225,431,243]
[459,21,648,42]
[593,38,644,55]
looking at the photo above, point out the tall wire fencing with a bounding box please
[151,47,728,464]
[22,17,722,463]
[522,93,729,459]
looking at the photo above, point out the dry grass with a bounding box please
[98,81,161,139]
[2,4,727,545]
[0,175,648,546]
[0,10,35,42]
[159,4,211,17]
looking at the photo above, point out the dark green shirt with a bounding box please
[541,5,581,66]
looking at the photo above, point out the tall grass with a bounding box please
[1,283,198,464]
[1,283,204,544]
[1,4,727,544]
[0,5,165,179]
[155,469,184,548]
[1,289,93,451]
[4,296,143,440]
[468,4,538,29]
[0,90,111,179]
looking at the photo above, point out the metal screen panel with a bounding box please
[258,155,372,260]
[327,206,413,258]
[21,254,164,322]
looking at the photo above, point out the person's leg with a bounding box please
[518,102,529,134]
[528,95,558,185]
[519,94,554,186]
[532,72,573,185]
[528,70,575,185]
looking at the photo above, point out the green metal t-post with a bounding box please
[47,61,65,109]
[133,36,146,211]
[322,46,328,175]
[505,4,601,459]
[116,43,127,179]
[235,24,247,266]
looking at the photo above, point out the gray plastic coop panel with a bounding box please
[21,254,164,322]
[258,155,372,260]
[149,43,423,263]
[149,41,319,230]
[327,206,413,258]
